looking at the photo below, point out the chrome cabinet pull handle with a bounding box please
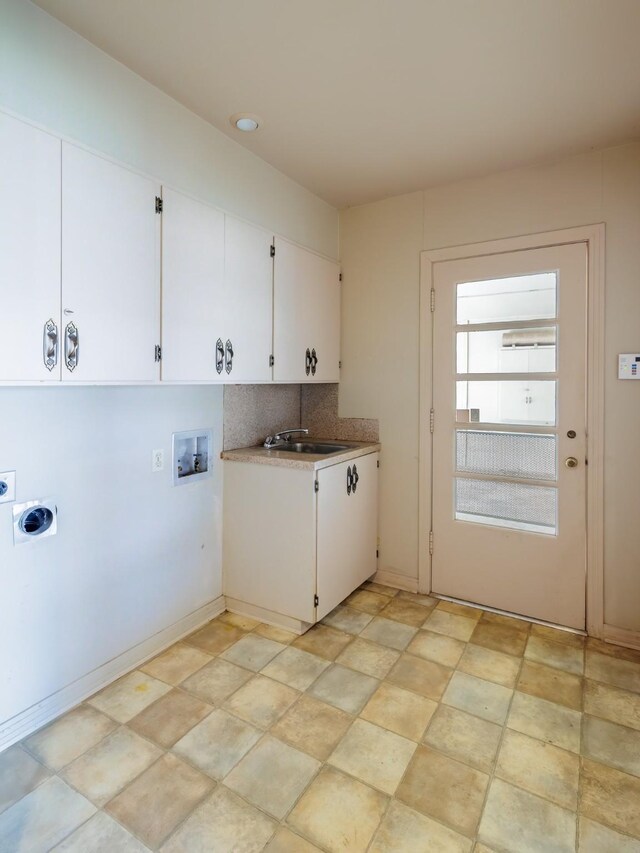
[43,319,58,372]
[215,338,224,374]
[225,340,234,374]
[311,348,318,376]
[305,348,311,376]
[346,465,352,495]
[65,322,78,372]
[352,464,359,493]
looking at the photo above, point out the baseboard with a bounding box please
[373,569,419,593]
[603,623,640,652]
[0,595,225,753]
[225,597,310,635]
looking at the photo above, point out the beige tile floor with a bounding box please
[2,583,640,852]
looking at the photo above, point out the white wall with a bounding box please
[340,143,640,633]
[0,0,338,740]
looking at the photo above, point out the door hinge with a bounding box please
[155,196,163,214]
[339,273,343,282]
[314,479,319,493]
[430,288,435,312]
[314,594,319,608]
[376,549,379,558]
[429,530,434,555]
[269,354,274,367]
[154,345,162,363]
[270,244,275,258]
[430,409,435,433]
[377,460,380,468]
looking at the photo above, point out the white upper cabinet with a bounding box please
[161,188,225,381]
[0,113,61,381]
[273,238,341,382]
[223,216,274,382]
[61,143,161,382]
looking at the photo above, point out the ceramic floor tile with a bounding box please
[180,657,252,704]
[584,678,640,731]
[328,718,416,794]
[457,643,521,688]
[321,604,374,635]
[507,691,582,753]
[524,635,584,675]
[87,670,172,723]
[24,705,117,773]
[287,765,388,853]
[53,810,151,852]
[265,826,322,852]
[292,624,353,660]
[0,744,50,815]
[396,590,438,609]
[261,646,330,690]
[478,778,575,853]
[220,634,286,671]
[379,597,432,627]
[307,663,379,714]
[217,611,261,631]
[140,643,212,685]
[172,709,261,780]
[106,753,215,848]
[361,682,437,741]
[578,816,640,852]
[223,674,299,728]
[387,653,452,700]
[424,609,477,642]
[407,629,466,668]
[435,600,482,621]
[362,581,398,597]
[517,659,582,711]
[586,637,640,664]
[253,623,298,644]
[369,799,472,853]
[226,735,320,819]
[336,637,400,678]
[581,757,640,839]
[470,621,529,657]
[184,620,245,655]
[424,704,502,773]
[479,611,530,633]
[496,728,579,810]
[396,745,488,837]
[530,623,586,649]
[585,650,640,693]
[0,777,95,853]
[443,671,513,725]
[360,617,418,650]
[161,786,276,853]
[60,727,161,807]
[271,695,352,761]
[344,588,390,615]
[583,715,640,777]
[127,687,213,748]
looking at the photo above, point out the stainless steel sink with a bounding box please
[270,441,352,455]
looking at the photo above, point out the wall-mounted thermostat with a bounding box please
[618,354,640,379]
[172,429,213,486]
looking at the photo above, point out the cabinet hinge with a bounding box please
[376,549,379,558]
[377,460,380,468]
[430,409,434,433]
[313,594,319,608]
[430,288,435,312]
[339,273,343,282]
[314,479,319,493]
[269,354,274,367]
[154,345,162,363]
[429,530,434,555]
[338,360,342,369]
[155,196,163,214]
[270,244,275,258]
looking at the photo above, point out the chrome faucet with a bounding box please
[263,427,309,448]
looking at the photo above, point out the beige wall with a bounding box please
[340,143,640,632]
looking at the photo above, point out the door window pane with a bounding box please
[455,478,557,534]
[457,327,556,374]
[456,431,556,481]
[456,380,556,425]
[457,273,556,325]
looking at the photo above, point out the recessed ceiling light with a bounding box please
[230,113,261,132]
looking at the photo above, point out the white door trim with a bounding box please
[419,224,605,638]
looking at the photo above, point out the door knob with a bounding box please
[565,457,579,469]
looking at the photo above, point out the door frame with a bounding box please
[418,224,605,637]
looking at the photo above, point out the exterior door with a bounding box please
[431,243,587,629]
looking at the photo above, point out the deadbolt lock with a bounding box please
[565,457,579,469]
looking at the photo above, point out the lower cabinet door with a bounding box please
[316,452,378,620]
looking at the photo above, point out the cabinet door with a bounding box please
[61,143,160,382]
[161,188,225,381]
[273,238,340,382]
[316,452,378,620]
[0,113,61,381]
[223,217,273,382]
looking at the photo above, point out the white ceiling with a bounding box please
[33,0,640,208]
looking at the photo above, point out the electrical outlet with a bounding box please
[151,449,164,472]
[0,471,16,504]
